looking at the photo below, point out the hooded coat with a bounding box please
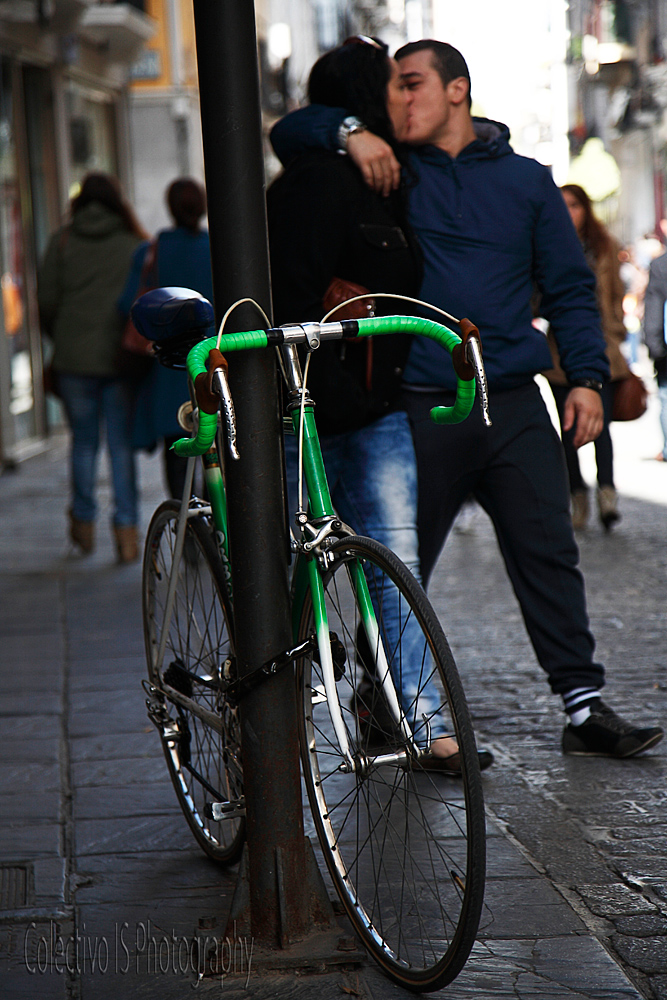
[38,201,141,377]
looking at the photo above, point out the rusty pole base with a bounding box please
[201,837,366,978]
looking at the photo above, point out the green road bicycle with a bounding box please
[133,286,490,992]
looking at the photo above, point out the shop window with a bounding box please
[0,56,35,445]
[64,81,118,194]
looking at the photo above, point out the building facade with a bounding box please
[0,0,154,467]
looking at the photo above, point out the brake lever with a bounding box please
[213,368,240,460]
[466,337,492,427]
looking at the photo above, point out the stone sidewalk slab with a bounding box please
[1,426,663,998]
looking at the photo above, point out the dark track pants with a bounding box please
[401,381,605,696]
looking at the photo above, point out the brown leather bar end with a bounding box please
[452,318,481,381]
[194,349,228,414]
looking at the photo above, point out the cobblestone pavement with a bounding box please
[0,385,665,999]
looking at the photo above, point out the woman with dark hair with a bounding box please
[267,38,492,773]
[268,36,417,435]
[546,183,629,531]
[119,177,213,500]
[37,172,147,562]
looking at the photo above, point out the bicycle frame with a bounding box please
[152,344,413,772]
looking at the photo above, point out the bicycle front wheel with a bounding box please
[143,500,244,864]
[296,536,485,992]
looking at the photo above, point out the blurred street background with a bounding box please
[2,0,667,466]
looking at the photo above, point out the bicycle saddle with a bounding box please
[131,287,215,369]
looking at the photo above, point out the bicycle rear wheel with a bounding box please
[296,536,485,991]
[143,500,244,864]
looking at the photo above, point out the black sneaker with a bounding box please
[562,700,664,758]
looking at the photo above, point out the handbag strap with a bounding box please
[139,236,159,291]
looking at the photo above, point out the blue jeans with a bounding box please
[285,409,446,741]
[658,381,667,461]
[58,374,138,527]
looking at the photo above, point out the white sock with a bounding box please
[562,687,601,727]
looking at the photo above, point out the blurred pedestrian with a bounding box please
[545,184,630,531]
[37,173,147,562]
[119,178,213,500]
[642,239,667,463]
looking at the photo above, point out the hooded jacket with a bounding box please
[643,250,667,382]
[271,110,610,392]
[38,201,141,377]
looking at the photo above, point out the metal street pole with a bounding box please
[192,0,309,948]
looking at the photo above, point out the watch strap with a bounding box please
[570,378,603,392]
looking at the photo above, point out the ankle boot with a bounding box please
[597,486,620,532]
[113,524,139,564]
[69,511,95,553]
[570,489,589,531]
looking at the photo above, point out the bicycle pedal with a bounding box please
[204,797,246,820]
[163,659,193,697]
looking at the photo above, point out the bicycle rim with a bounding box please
[143,500,244,864]
[296,535,485,991]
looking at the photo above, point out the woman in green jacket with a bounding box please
[38,173,147,562]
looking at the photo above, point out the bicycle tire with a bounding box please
[295,535,485,991]
[143,500,244,864]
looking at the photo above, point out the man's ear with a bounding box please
[447,76,470,107]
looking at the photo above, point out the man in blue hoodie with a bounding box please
[270,39,663,759]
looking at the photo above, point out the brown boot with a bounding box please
[570,489,589,531]
[113,524,139,564]
[597,486,620,532]
[68,511,95,553]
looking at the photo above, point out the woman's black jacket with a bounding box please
[267,150,423,434]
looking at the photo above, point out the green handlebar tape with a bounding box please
[356,314,460,352]
[356,316,475,424]
[172,314,477,456]
[171,331,268,457]
[172,410,218,457]
[429,377,476,424]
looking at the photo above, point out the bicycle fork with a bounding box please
[306,555,425,775]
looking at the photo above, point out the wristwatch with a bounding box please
[337,116,367,152]
[570,378,603,392]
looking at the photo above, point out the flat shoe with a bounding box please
[417,748,494,776]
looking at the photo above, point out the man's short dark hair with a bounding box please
[395,40,472,109]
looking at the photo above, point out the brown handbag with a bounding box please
[120,238,158,357]
[322,276,376,321]
[612,372,648,422]
[322,277,377,391]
